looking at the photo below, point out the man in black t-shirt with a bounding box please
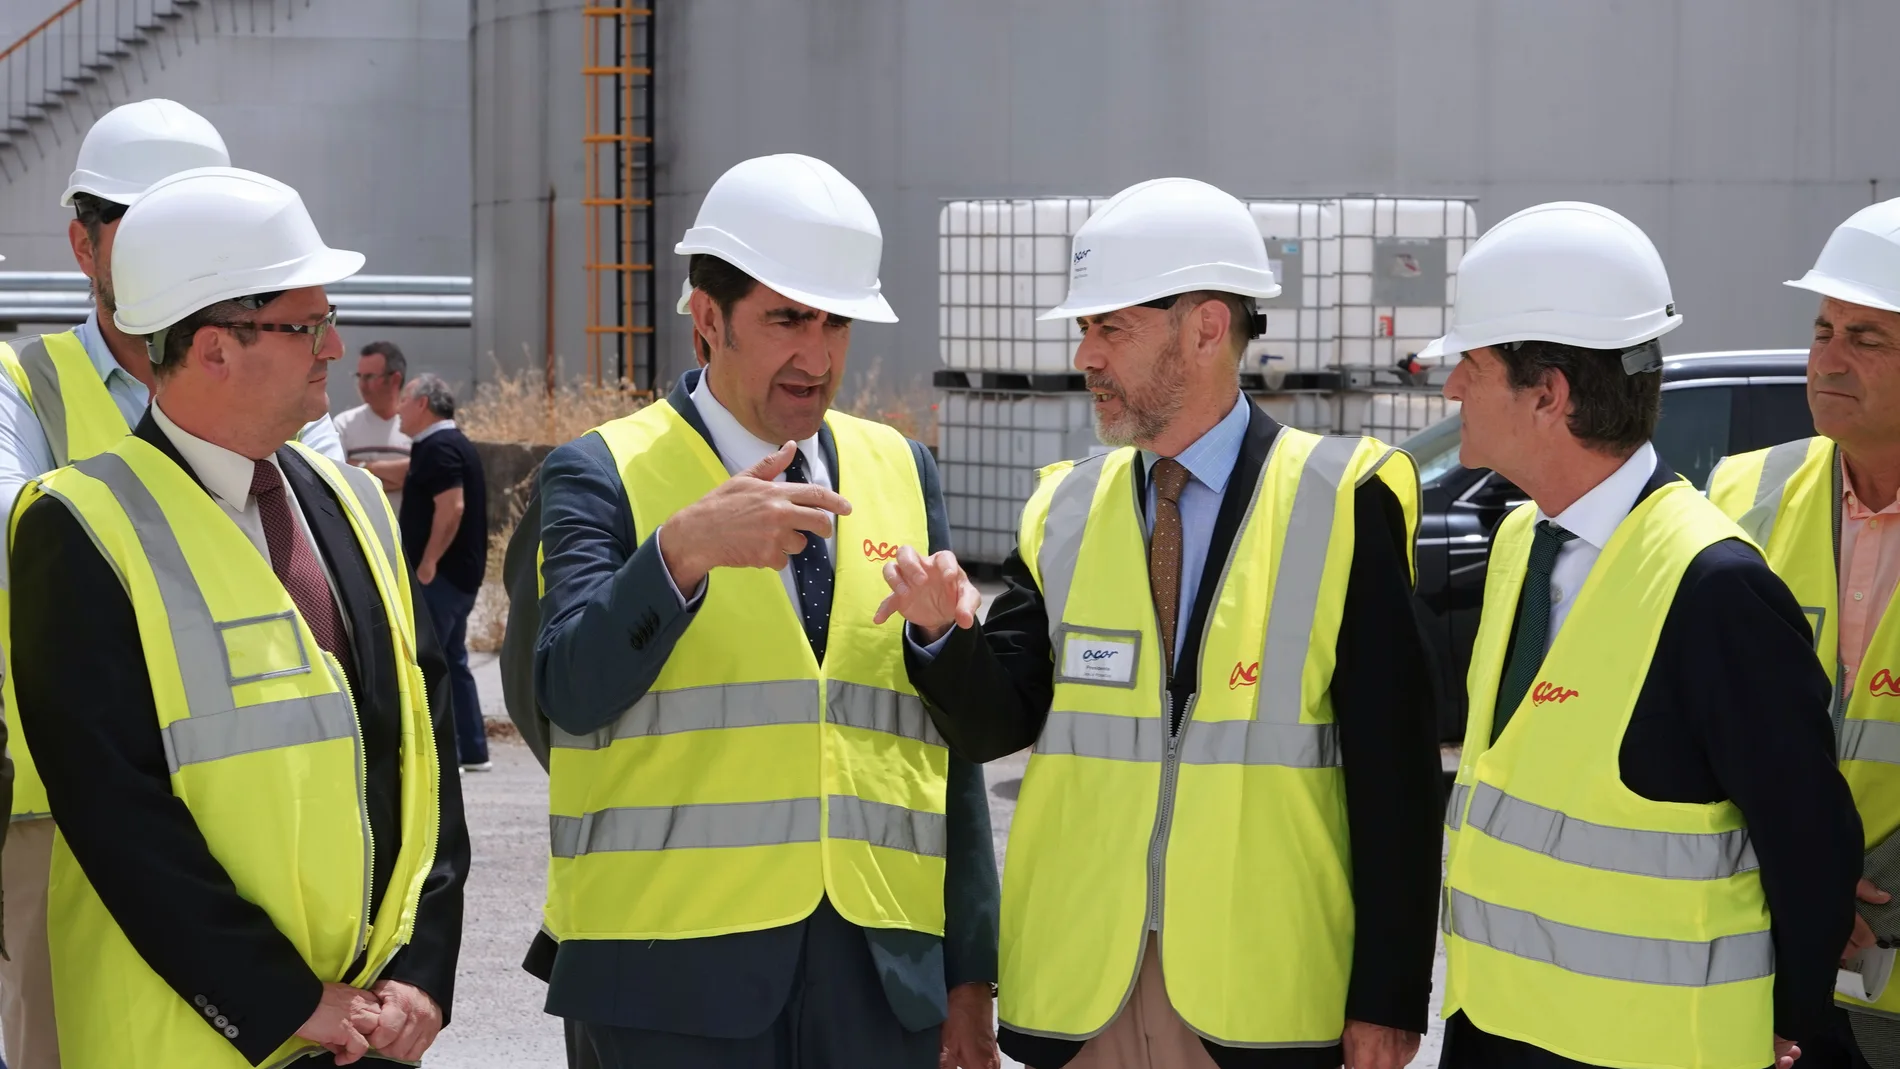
[398,373,491,770]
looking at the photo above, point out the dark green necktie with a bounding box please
[1492,521,1577,742]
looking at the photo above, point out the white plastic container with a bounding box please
[937,390,1103,564]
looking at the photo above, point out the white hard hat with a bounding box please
[112,167,364,336]
[674,153,897,323]
[62,99,230,207]
[1419,201,1681,365]
[1039,177,1281,322]
[1786,198,1900,314]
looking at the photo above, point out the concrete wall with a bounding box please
[526,0,1889,392]
[0,0,472,411]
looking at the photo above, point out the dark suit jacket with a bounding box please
[10,411,471,1067]
[527,369,1000,1037]
[908,402,1445,1069]
[1442,462,1862,1065]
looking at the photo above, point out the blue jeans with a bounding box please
[419,576,489,765]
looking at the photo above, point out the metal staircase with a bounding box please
[0,0,311,174]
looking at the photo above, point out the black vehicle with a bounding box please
[1408,349,1817,742]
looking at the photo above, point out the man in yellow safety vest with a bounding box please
[0,97,344,1069]
[529,153,1000,1069]
[1425,201,1861,1069]
[879,177,1444,1069]
[7,167,467,1068]
[1710,197,1900,1067]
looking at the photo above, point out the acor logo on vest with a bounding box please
[862,540,899,562]
[1082,648,1117,663]
[1229,661,1260,690]
[1871,669,1900,698]
[1531,681,1579,706]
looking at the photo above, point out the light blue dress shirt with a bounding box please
[1139,392,1251,663]
[0,314,345,583]
[914,392,1253,669]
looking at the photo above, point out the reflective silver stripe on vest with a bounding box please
[550,798,822,858]
[1446,782,1470,831]
[330,459,400,568]
[70,451,358,774]
[827,681,945,747]
[1842,719,1900,766]
[1036,710,1167,762]
[1257,435,1359,727]
[1443,888,1773,987]
[15,336,70,466]
[1036,454,1110,633]
[548,680,821,750]
[1736,438,1816,546]
[162,695,357,768]
[1178,719,1339,768]
[1463,782,1758,881]
[827,795,947,857]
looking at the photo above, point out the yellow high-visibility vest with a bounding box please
[541,401,949,940]
[1442,481,1772,1069]
[1710,437,1900,1016]
[1000,428,1419,1046]
[0,331,136,820]
[14,437,440,1068]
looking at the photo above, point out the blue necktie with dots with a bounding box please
[783,449,833,662]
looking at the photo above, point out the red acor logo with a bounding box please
[862,540,898,562]
[1229,661,1260,690]
[1870,669,1900,698]
[1531,681,1579,706]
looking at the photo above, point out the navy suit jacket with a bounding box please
[525,369,999,1036]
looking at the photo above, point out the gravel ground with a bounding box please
[432,584,1449,1067]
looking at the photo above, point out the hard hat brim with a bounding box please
[672,272,898,324]
[1785,273,1900,316]
[1037,279,1284,322]
[60,179,143,208]
[1415,313,1683,366]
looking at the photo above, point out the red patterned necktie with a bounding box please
[250,459,348,663]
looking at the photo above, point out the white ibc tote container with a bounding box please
[937,390,1104,565]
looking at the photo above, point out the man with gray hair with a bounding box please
[400,373,491,771]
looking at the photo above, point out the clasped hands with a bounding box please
[296,979,442,1064]
[658,443,981,640]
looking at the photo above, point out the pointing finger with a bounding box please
[740,442,798,481]
[956,578,981,629]
[872,593,900,626]
[782,484,853,516]
[883,561,907,594]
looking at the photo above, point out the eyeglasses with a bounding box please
[354,370,393,383]
[228,306,338,356]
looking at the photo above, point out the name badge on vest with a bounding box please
[1055,625,1141,688]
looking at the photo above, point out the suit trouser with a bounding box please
[572,900,941,1069]
[0,818,58,1069]
[1052,933,1219,1069]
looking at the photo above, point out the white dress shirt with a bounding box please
[1536,441,1658,646]
[658,374,833,610]
[151,402,352,641]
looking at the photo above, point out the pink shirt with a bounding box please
[1839,468,1900,693]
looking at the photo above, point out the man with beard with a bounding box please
[875,177,1442,1069]
[0,97,342,1069]
[530,153,1000,1069]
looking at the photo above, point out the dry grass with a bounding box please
[457,351,653,446]
[457,356,938,657]
[835,359,939,449]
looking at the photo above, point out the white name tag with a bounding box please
[1061,635,1137,685]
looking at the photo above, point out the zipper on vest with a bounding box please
[326,651,375,969]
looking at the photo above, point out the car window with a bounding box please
[1741,384,1816,454]
[1402,413,1465,486]
[1652,385,1733,489]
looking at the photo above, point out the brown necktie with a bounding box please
[250,460,348,665]
[1148,458,1192,678]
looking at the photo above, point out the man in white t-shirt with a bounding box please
[335,338,412,508]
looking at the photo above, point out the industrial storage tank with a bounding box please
[0,0,472,407]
